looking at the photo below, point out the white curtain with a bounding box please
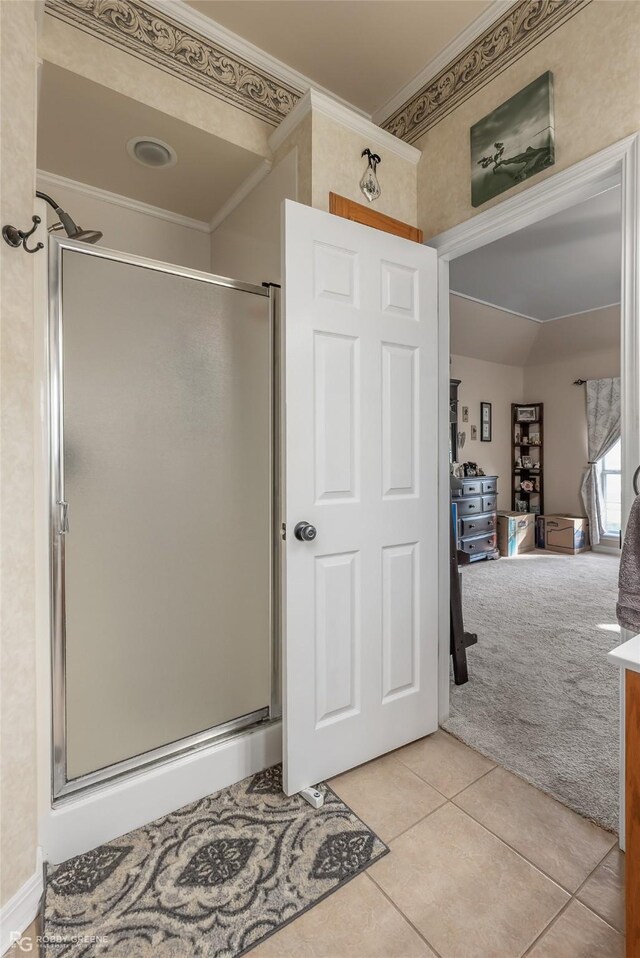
[580,377,621,546]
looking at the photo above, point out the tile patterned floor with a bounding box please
[6,732,625,958]
[255,730,624,958]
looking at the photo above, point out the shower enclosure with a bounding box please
[49,237,278,800]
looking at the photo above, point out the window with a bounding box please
[599,438,621,536]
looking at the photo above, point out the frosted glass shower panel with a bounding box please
[60,251,272,779]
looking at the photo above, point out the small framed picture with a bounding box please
[480,402,492,442]
[515,499,529,513]
[516,406,537,422]
[522,455,533,469]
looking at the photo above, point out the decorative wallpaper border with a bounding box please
[44,0,302,127]
[382,0,592,144]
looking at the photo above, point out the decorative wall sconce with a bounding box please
[359,148,382,203]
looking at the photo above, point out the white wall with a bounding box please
[36,175,211,270]
[450,354,524,510]
[210,150,297,286]
[1,0,39,917]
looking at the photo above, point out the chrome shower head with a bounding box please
[36,191,103,244]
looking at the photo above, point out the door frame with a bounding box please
[429,133,640,726]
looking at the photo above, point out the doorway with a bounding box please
[431,134,640,838]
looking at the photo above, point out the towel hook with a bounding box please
[2,215,44,254]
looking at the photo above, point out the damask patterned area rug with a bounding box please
[44,765,387,957]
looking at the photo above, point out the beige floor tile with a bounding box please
[454,766,616,892]
[577,845,625,933]
[249,874,436,957]
[395,730,495,798]
[369,803,568,958]
[526,900,624,958]
[329,753,445,842]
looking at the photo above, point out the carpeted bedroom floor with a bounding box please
[443,550,622,833]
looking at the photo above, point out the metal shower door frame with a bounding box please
[48,237,281,802]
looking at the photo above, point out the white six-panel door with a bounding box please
[283,200,439,795]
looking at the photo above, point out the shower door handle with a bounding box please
[294,521,317,542]
[57,500,69,535]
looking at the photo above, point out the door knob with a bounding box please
[294,521,317,542]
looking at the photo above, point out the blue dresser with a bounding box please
[451,476,499,564]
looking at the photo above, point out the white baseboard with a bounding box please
[41,720,282,865]
[592,542,621,554]
[0,849,43,956]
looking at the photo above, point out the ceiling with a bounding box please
[37,63,263,222]
[449,187,622,322]
[186,0,491,116]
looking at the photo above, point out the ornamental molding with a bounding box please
[44,0,302,127]
[382,0,592,144]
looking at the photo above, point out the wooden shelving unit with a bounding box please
[511,402,544,515]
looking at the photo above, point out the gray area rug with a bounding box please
[444,550,621,832]
[44,765,387,957]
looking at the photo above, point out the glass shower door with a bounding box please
[50,242,274,796]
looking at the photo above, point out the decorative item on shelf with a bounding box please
[470,72,554,207]
[530,431,540,444]
[480,401,492,442]
[359,148,382,203]
[521,479,534,493]
[521,435,529,444]
[463,461,478,477]
[516,456,523,468]
[521,455,533,469]
[515,500,529,513]
[516,405,537,422]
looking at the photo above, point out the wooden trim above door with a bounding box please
[329,193,423,244]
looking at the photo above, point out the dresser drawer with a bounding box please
[459,532,497,558]
[482,494,497,512]
[451,478,483,497]
[456,496,483,516]
[460,513,496,537]
[482,478,497,494]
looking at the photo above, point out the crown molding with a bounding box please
[269,89,421,165]
[209,159,273,232]
[36,169,212,233]
[382,0,593,144]
[450,289,543,323]
[152,0,370,120]
[372,1,514,127]
[44,0,301,127]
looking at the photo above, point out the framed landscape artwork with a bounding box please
[470,72,555,207]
